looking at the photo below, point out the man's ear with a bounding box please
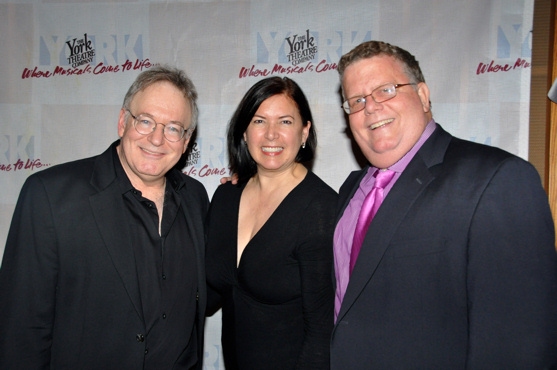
[417,82,431,113]
[117,108,128,137]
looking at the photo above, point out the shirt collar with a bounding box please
[111,141,186,193]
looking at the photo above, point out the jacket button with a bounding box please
[136,334,145,342]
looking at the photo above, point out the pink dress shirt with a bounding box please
[334,120,437,321]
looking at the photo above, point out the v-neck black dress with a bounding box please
[206,171,337,370]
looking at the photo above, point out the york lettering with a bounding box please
[66,33,93,57]
[41,33,143,66]
[285,30,315,54]
[0,135,34,163]
[257,30,370,64]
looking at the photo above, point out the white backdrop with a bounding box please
[0,1,534,368]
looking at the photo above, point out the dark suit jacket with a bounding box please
[331,125,557,369]
[0,141,209,370]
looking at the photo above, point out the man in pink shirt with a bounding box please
[331,40,557,369]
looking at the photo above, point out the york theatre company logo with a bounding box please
[22,31,153,79]
[285,29,317,66]
[66,33,95,68]
[239,28,339,78]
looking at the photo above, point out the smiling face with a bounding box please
[243,93,310,175]
[342,55,431,168]
[117,80,191,187]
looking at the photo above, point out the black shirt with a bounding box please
[115,155,198,369]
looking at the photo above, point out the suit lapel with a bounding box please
[178,178,209,359]
[89,143,144,321]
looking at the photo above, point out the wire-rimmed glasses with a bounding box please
[341,83,417,115]
[126,108,188,142]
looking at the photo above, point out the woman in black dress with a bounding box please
[206,77,337,369]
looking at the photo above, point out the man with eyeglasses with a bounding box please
[0,66,209,369]
[332,41,557,368]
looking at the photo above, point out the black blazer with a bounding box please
[331,125,557,369]
[0,141,209,370]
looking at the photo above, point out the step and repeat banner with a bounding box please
[0,0,533,368]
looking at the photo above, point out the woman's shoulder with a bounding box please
[301,171,338,198]
[211,181,244,202]
[289,171,338,212]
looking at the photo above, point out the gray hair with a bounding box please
[122,65,199,134]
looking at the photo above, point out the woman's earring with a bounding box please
[301,142,306,149]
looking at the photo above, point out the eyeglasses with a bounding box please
[126,109,188,142]
[341,83,417,115]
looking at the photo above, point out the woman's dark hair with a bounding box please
[227,76,316,185]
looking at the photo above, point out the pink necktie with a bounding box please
[349,169,395,274]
